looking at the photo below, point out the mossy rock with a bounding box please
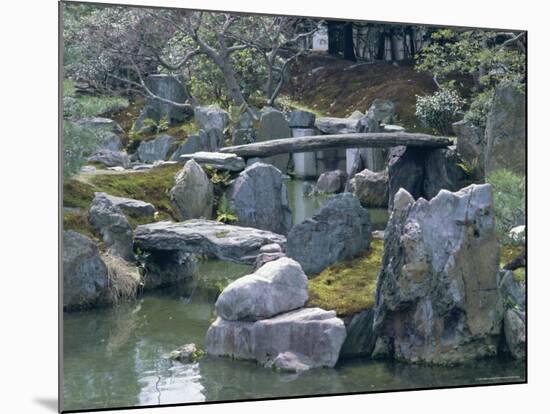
[307,238,383,317]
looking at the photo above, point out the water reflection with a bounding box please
[63,253,524,411]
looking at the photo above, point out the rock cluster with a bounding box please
[206,257,346,371]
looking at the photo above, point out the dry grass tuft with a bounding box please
[102,253,142,302]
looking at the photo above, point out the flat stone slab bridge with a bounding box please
[219,132,453,159]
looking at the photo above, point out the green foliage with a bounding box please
[63,120,98,177]
[307,239,384,316]
[416,29,525,128]
[215,194,238,224]
[464,89,495,128]
[69,95,129,118]
[415,88,464,134]
[487,169,526,243]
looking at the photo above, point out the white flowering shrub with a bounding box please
[415,89,464,134]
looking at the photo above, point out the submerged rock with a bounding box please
[373,184,503,364]
[169,343,200,363]
[205,307,347,368]
[266,351,312,373]
[287,193,371,275]
[340,308,377,359]
[88,192,134,261]
[134,219,286,264]
[228,163,292,235]
[169,159,213,220]
[215,257,308,321]
[63,230,109,310]
[141,250,195,290]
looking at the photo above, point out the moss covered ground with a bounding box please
[63,164,181,236]
[307,238,384,317]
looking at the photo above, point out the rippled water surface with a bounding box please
[63,262,525,411]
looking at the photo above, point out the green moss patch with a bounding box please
[63,164,181,233]
[500,243,526,283]
[63,211,96,239]
[307,238,384,317]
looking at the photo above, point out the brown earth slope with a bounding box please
[283,52,436,130]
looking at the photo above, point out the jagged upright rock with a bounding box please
[195,106,229,131]
[257,109,292,172]
[169,159,213,220]
[88,193,134,261]
[373,184,503,364]
[228,162,292,235]
[287,193,371,275]
[484,83,526,175]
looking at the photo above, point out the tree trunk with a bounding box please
[327,20,341,55]
[343,23,356,61]
[376,32,386,60]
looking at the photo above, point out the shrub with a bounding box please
[63,120,98,177]
[487,169,526,243]
[415,88,464,134]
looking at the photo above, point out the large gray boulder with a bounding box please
[134,219,286,264]
[137,134,176,163]
[63,230,109,310]
[195,106,229,131]
[387,146,425,209]
[169,129,223,161]
[340,308,377,359]
[315,117,359,134]
[140,250,196,290]
[178,152,245,172]
[205,307,347,368]
[289,110,316,128]
[316,170,347,194]
[373,185,503,364]
[423,147,469,200]
[76,117,124,135]
[228,162,292,235]
[503,308,526,360]
[349,169,389,208]
[453,119,485,180]
[143,74,193,125]
[287,193,371,275]
[257,109,292,172]
[215,257,308,321]
[102,194,156,217]
[88,193,134,261]
[484,83,526,175]
[169,159,213,220]
[87,149,130,168]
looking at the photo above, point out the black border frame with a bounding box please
[58,1,528,413]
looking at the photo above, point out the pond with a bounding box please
[286,179,389,230]
[63,261,525,411]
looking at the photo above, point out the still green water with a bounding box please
[62,181,525,411]
[63,265,525,411]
